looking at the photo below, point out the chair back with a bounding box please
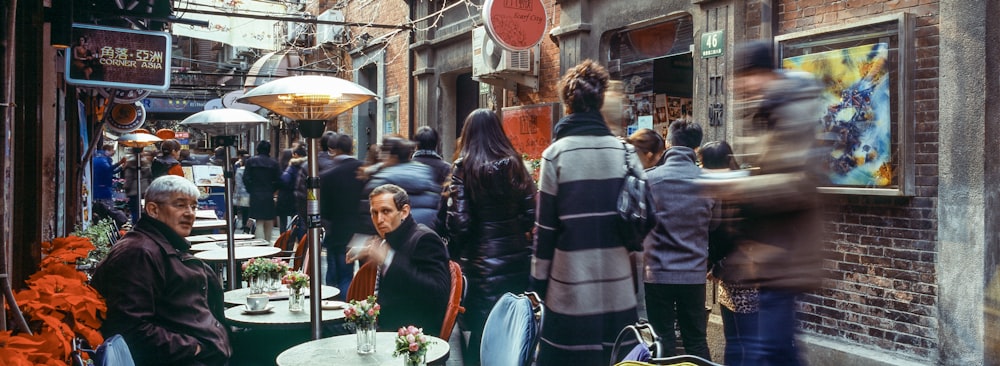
[346,261,378,302]
[95,334,135,366]
[439,260,466,340]
[301,244,313,277]
[290,234,309,271]
[610,321,662,364]
[480,292,544,366]
[273,230,292,251]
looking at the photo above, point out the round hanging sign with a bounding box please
[482,0,548,51]
[106,101,146,133]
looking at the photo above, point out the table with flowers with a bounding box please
[274,331,450,366]
[223,285,341,306]
[223,300,348,330]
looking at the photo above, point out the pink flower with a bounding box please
[373,304,381,311]
[407,325,418,334]
[398,327,406,336]
[409,342,419,352]
[367,309,375,316]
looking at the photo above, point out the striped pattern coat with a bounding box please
[532,133,643,365]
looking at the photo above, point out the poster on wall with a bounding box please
[501,103,559,180]
[782,42,892,187]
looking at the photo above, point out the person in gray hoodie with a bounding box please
[642,119,713,360]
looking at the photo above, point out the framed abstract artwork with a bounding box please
[775,13,915,196]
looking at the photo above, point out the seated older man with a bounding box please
[359,183,451,336]
[92,175,231,366]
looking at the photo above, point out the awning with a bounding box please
[243,49,303,89]
[171,0,287,51]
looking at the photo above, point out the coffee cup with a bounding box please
[246,294,269,311]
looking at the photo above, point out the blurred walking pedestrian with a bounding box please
[700,41,827,366]
[411,126,451,187]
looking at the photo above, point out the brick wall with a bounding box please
[512,0,561,107]
[775,0,940,360]
[336,0,410,137]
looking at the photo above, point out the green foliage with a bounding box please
[71,218,115,267]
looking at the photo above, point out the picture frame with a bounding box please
[775,13,915,196]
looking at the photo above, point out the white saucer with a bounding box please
[242,305,275,315]
[322,300,347,310]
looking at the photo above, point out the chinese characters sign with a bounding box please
[501,103,556,159]
[65,24,171,91]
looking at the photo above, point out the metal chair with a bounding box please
[345,261,378,302]
[438,260,466,341]
[480,291,544,366]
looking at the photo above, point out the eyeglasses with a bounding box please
[155,201,199,212]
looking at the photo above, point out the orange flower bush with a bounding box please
[1,235,107,366]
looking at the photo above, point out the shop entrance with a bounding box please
[605,16,694,139]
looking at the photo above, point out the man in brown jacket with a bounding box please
[93,175,231,365]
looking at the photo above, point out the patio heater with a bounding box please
[116,132,163,203]
[180,108,267,290]
[238,75,376,339]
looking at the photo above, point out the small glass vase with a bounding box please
[355,321,377,354]
[403,353,426,366]
[247,276,264,294]
[268,272,283,292]
[288,287,305,312]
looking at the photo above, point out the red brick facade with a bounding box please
[336,0,410,137]
[774,0,941,359]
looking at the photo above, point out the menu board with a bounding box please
[192,165,225,187]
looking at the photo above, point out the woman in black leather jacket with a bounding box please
[442,108,536,365]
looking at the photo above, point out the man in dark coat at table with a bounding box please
[92,175,231,366]
[361,183,450,336]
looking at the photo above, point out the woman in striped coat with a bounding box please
[532,60,642,365]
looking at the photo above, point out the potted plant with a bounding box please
[343,295,380,354]
[2,235,107,365]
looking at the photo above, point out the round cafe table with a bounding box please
[224,300,347,331]
[193,246,280,261]
[190,239,271,252]
[276,332,450,366]
[224,285,341,306]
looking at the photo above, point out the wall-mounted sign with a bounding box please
[501,103,558,159]
[483,0,547,51]
[65,24,171,91]
[700,30,725,58]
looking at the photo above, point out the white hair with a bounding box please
[144,175,200,203]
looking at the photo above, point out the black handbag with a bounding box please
[617,142,654,251]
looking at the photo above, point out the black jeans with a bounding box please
[643,282,710,360]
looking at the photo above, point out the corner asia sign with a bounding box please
[483,0,548,51]
[65,24,171,91]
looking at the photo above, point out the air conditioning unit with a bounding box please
[472,26,532,78]
[286,21,312,44]
[316,9,347,44]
